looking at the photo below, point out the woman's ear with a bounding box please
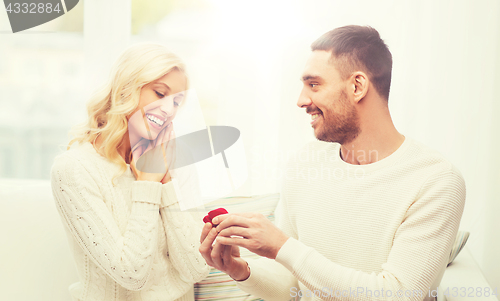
[352,71,369,103]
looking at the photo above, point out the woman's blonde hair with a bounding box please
[67,43,187,185]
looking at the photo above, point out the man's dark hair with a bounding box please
[311,25,392,100]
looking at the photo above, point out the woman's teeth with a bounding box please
[311,114,320,120]
[146,114,164,126]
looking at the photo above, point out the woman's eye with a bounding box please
[155,91,165,98]
[174,96,183,107]
[310,83,318,88]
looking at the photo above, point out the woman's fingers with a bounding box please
[131,137,150,161]
[132,140,167,181]
[161,127,176,171]
[143,142,163,168]
[130,156,138,179]
[161,145,169,174]
[154,122,173,148]
[129,117,175,181]
[164,126,176,169]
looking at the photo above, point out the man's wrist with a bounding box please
[230,260,250,282]
[272,234,290,259]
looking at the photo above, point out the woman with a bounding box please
[50,43,210,301]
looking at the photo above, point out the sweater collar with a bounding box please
[332,135,412,175]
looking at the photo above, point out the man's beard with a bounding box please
[315,90,360,145]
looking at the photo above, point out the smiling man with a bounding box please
[199,25,466,301]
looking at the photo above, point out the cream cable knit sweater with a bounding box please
[236,137,466,301]
[50,141,210,301]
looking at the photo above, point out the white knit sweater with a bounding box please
[50,141,210,301]
[236,136,466,301]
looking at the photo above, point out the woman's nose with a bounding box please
[159,98,175,117]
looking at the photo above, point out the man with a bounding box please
[199,25,465,301]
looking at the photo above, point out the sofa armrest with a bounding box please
[438,245,498,301]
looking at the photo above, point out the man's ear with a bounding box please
[351,72,369,103]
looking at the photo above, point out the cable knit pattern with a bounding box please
[159,151,211,284]
[50,141,209,301]
[160,201,211,283]
[236,136,466,301]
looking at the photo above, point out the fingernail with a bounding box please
[212,217,218,224]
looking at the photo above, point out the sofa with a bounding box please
[1,178,492,301]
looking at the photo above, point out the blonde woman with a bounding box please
[50,43,210,301]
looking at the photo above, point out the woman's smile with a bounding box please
[145,112,167,130]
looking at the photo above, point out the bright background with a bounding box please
[0,0,499,293]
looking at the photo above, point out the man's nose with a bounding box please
[297,88,312,108]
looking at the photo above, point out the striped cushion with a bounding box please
[448,231,470,266]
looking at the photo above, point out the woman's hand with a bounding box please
[130,140,167,182]
[160,172,172,184]
[159,124,176,184]
[130,123,176,182]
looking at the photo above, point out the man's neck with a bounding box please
[339,122,405,165]
[339,96,405,165]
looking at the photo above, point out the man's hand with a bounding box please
[213,212,290,260]
[199,222,250,281]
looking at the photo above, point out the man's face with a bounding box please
[297,50,360,144]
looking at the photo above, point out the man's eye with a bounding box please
[155,91,165,98]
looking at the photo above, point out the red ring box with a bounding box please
[203,208,228,226]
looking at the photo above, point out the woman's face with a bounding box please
[127,68,187,141]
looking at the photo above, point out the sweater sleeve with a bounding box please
[235,186,300,300]
[159,164,210,284]
[50,154,163,291]
[272,168,466,301]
